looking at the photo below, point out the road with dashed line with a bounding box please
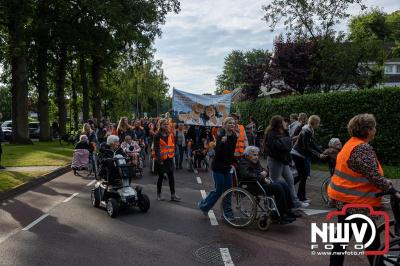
[0,165,369,266]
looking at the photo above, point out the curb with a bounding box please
[0,165,71,202]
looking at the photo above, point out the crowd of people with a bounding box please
[71,111,395,265]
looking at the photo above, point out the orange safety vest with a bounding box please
[327,137,383,207]
[152,133,175,161]
[234,125,246,157]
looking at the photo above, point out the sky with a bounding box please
[154,0,400,95]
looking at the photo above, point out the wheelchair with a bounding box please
[220,167,280,231]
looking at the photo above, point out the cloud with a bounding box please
[155,0,400,94]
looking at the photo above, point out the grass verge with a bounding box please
[0,171,50,192]
[2,141,73,167]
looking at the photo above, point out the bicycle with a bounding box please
[373,190,400,266]
[321,175,331,206]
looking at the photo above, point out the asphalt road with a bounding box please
[0,161,370,266]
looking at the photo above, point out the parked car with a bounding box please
[0,120,40,140]
[1,120,12,141]
[29,122,40,138]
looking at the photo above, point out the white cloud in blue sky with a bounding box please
[154,0,400,95]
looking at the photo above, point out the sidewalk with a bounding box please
[0,166,60,172]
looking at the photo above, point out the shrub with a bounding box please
[234,87,400,166]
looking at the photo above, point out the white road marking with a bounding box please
[300,208,330,216]
[220,248,234,266]
[22,214,49,231]
[63,193,79,203]
[196,176,202,184]
[200,190,207,199]
[86,180,96,186]
[208,210,218,226]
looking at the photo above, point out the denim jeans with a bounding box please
[175,145,185,168]
[199,170,232,213]
[267,156,302,207]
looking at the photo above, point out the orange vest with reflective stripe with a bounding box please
[327,137,383,207]
[152,133,175,161]
[234,125,246,157]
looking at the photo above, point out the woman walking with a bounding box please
[174,123,186,170]
[291,115,326,203]
[265,115,309,209]
[153,119,181,202]
[198,117,237,215]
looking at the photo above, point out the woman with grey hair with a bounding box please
[238,146,298,224]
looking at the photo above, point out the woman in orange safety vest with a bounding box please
[152,118,181,202]
[328,114,395,266]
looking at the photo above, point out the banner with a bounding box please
[172,89,232,126]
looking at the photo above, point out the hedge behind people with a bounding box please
[234,87,400,165]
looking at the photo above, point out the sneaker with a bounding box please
[301,198,312,204]
[171,194,181,202]
[197,202,208,216]
[157,193,165,201]
[292,201,309,209]
[0,166,5,170]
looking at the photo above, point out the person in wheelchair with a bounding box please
[98,135,127,186]
[237,146,299,224]
[121,135,141,166]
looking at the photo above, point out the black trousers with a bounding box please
[262,180,293,216]
[293,155,308,201]
[329,213,381,266]
[156,158,175,195]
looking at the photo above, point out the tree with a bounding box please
[263,0,366,39]
[0,0,33,144]
[215,49,270,94]
[265,35,319,95]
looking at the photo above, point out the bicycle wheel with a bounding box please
[373,237,400,266]
[220,187,257,228]
[377,220,397,241]
[321,176,331,205]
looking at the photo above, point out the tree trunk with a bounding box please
[91,55,102,121]
[37,42,51,141]
[56,44,68,136]
[80,54,89,122]
[71,66,79,132]
[7,0,31,144]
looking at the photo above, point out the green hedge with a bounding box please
[234,87,400,166]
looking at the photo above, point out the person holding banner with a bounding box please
[198,117,237,215]
[153,118,181,202]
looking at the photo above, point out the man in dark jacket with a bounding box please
[238,146,298,224]
[0,112,5,169]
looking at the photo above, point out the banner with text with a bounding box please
[172,89,232,126]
